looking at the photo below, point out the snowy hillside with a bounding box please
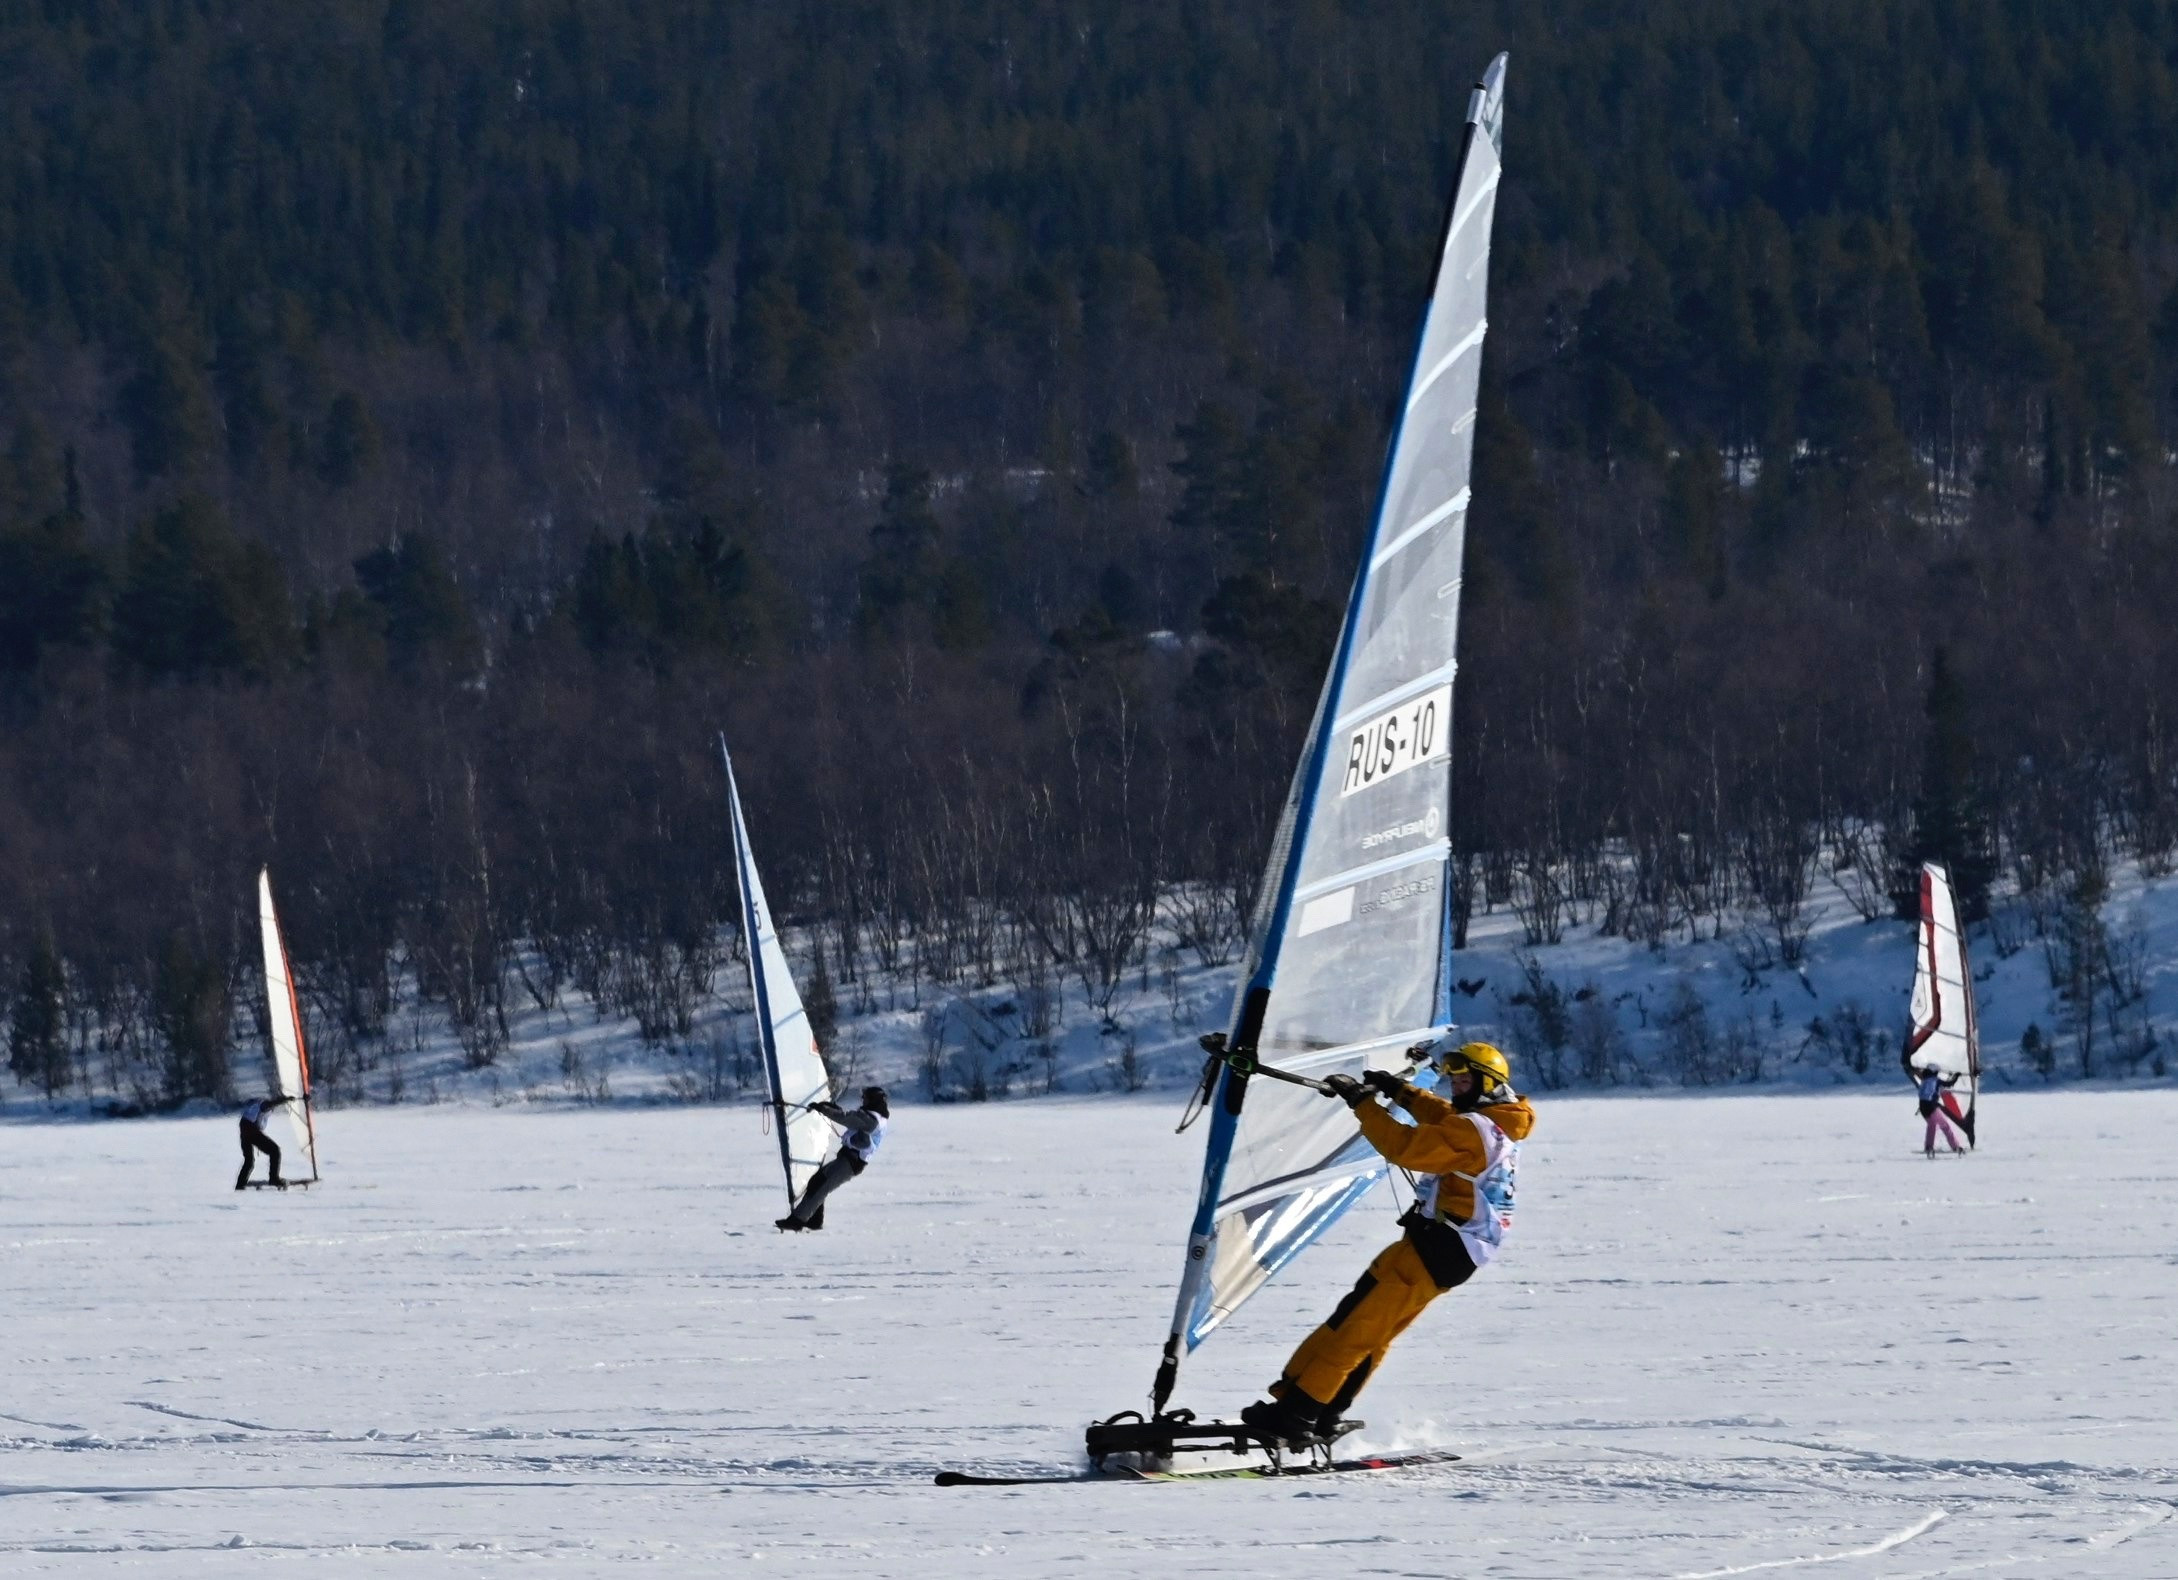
[15,854,2175,1119]
[4,1093,2173,1576]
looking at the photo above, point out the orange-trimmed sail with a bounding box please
[257,869,320,1183]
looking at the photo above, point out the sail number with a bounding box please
[1340,685,1451,796]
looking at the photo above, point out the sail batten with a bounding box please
[256,870,319,1184]
[1335,663,1462,730]
[1372,489,1470,568]
[721,737,833,1205]
[1154,55,1509,1402]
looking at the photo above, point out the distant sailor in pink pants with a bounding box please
[1914,1065,1965,1157]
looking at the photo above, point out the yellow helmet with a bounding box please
[1414,1037,1511,1103]
[1443,1041,1511,1086]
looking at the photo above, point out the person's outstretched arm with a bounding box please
[809,1100,877,1133]
[1352,1082,1487,1175]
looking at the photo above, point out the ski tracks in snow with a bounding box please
[1674,1509,1947,1577]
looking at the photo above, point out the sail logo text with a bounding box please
[1357,871,1436,917]
[1340,685,1450,796]
[1360,806,1442,850]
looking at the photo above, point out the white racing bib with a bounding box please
[841,1114,887,1162]
[1416,1112,1517,1267]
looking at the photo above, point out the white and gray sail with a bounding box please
[256,869,320,1184]
[721,737,833,1204]
[1154,54,1508,1406]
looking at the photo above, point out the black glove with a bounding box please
[1198,1031,1228,1055]
[1361,1069,1405,1096]
[1321,1072,1367,1107]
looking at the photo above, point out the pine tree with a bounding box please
[8,930,69,1097]
[119,331,218,483]
[0,505,107,674]
[110,496,298,681]
[1897,647,1996,920]
[1168,400,1248,575]
[855,464,941,642]
[154,932,230,1105]
[319,391,382,488]
[353,533,477,673]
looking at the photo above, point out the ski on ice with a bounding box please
[937,1413,1461,1486]
[939,1413,1364,1485]
[1123,1446,1465,1482]
[933,1447,1463,1486]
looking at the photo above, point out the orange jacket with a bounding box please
[1356,1082,1535,1225]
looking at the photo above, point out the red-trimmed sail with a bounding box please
[1904,861,1978,1127]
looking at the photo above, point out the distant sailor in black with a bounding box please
[236,1095,290,1190]
[777,1085,889,1231]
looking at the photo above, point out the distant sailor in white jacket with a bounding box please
[777,1086,889,1232]
[236,1094,291,1190]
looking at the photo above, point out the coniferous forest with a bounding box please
[6,0,2178,1104]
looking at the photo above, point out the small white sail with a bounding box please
[256,869,320,1183]
[721,737,833,1205]
[1905,861,1978,1125]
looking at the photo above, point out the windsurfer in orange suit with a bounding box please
[1239,1040,1533,1446]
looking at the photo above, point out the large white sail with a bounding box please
[721,737,833,1205]
[256,869,320,1184]
[1153,55,1508,1409]
[1905,861,1978,1121]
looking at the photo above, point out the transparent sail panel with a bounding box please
[256,871,318,1181]
[723,744,833,1204]
[1907,863,1978,1103]
[1184,57,1506,1349]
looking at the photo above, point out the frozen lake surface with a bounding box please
[5,1091,2175,1576]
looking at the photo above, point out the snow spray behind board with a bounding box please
[721,737,833,1206]
[1905,861,1979,1135]
[256,870,320,1184]
[1146,53,1509,1417]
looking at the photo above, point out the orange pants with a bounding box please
[1274,1232,1465,1410]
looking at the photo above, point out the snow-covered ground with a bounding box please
[5,1091,2174,1576]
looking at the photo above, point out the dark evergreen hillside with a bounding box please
[4,1,2176,1101]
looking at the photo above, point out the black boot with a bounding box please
[775,1215,806,1231]
[1240,1388,1331,1447]
[1314,1358,1372,1440]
